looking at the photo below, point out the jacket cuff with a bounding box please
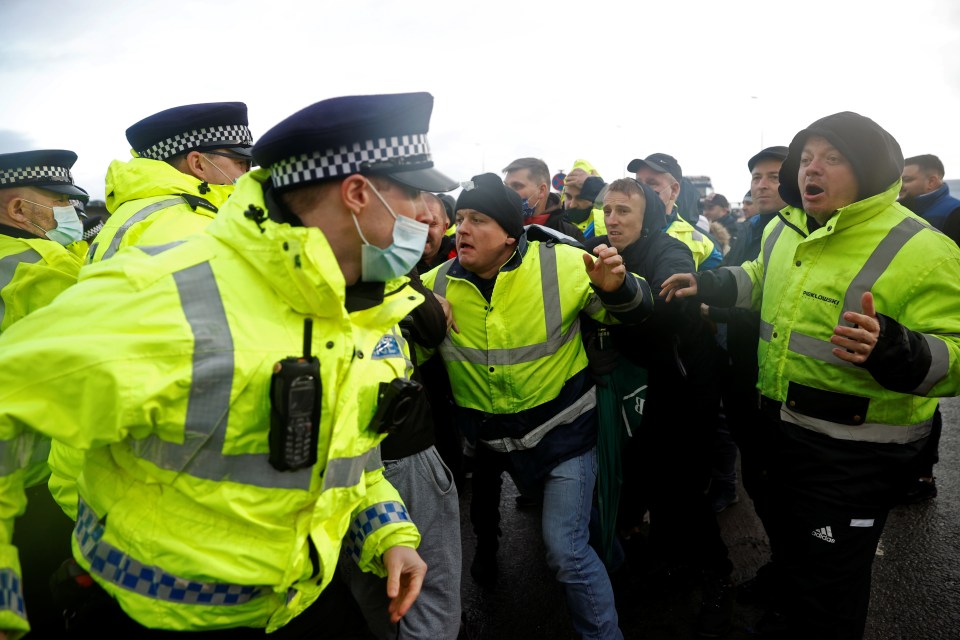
[593,274,652,318]
[860,313,932,393]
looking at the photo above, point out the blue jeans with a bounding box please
[542,448,623,640]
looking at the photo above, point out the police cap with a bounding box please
[126,102,253,161]
[0,149,87,198]
[253,92,457,193]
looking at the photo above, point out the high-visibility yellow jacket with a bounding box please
[698,181,960,443]
[0,230,83,503]
[0,169,420,635]
[86,157,234,263]
[663,210,721,271]
[420,233,653,482]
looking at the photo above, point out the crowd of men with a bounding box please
[1,92,959,640]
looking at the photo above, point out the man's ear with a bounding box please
[184,151,205,180]
[340,175,371,214]
[6,196,28,222]
[505,235,517,247]
[669,180,681,201]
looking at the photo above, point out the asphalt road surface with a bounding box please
[456,397,960,639]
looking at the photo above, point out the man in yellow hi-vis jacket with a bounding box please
[0,92,457,639]
[662,111,960,639]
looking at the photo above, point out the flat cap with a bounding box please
[253,92,457,193]
[126,102,253,161]
[747,145,789,172]
[627,153,683,183]
[0,149,87,198]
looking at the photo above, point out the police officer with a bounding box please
[86,101,253,263]
[0,150,89,638]
[662,112,960,639]
[0,92,455,638]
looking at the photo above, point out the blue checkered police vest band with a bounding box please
[75,499,265,605]
[138,124,253,161]
[0,165,73,187]
[269,134,431,189]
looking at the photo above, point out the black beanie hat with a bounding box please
[779,111,904,209]
[456,173,524,238]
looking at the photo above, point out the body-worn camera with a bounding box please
[369,377,423,435]
[269,319,321,471]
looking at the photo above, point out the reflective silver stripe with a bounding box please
[432,261,453,297]
[761,220,785,287]
[439,243,576,366]
[691,230,703,241]
[759,320,773,342]
[366,446,383,472]
[840,217,924,326]
[75,499,264,605]
[582,294,603,317]
[322,447,377,490]
[481,387,597,453]
[539,243,562,341]
[441,316,580,366]
[731,267,754,309]
[101,197,184,260]
[781,406,932,444]
[0,248,42,328]
[137,241,185,256]
[0,568,25,620]
[788,331,858,368]
[130,262,312,490]
[914,334,950,395]
[602,278,647,313]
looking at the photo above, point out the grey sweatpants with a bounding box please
[339,445,462,640]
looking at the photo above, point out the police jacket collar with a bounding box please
[0,222,36,239]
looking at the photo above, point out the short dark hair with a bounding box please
[904,154,945,178]
[502,157,550,186]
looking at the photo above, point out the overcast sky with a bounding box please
[2,0,959,203]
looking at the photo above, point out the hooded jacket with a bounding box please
[87,158,235,263]
[586,183,716,390]
[697,112,960,449]
[0,169,421,634]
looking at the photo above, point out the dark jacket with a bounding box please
[585,184,717,392]
[526,192,586,242]
[901,183,960,245]
[379,268,447,460]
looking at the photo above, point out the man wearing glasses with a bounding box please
[86,101,253,263]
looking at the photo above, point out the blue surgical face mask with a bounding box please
[521,195,540,218]
[22,199,84,245]
[350,181,429,282]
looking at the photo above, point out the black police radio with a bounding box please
[269,318,321,471]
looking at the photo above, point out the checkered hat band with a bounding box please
[0,165,73,187]
[138,124,253,161]
[270,134,431,188]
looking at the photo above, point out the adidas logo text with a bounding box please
[812,526,835,543]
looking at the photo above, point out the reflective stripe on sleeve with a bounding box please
[913,334,950,395]
[100,197,184,261]
[731,267,754,309]
[0,248,42,328]
[344,501,411,563]
[75,500,265,605]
